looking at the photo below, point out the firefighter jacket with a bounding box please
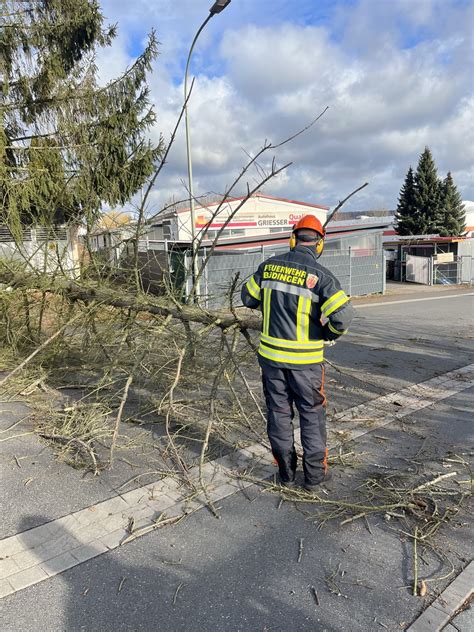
[241,244,354,369]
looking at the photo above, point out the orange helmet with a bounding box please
[293,215,325,237]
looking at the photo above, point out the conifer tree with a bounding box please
[395,166,418,235]
[438,172,466,236]
[0,0,162,235]
[412,147,442,234]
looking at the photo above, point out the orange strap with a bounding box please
[322,447,329,474]
[321,365,327,408]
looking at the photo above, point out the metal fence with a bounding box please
[402,255,473,286]
[459,256,474,285]
[201,247,385,308]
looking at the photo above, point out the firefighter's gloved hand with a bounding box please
[321,322,342,342]
[324,340,336,347]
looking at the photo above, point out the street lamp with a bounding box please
[210,0,232,14]
[184,0,231,300]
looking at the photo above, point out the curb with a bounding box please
[406,561,474,632]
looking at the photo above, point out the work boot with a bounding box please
[273,448,297,488]
[303,471,333,492]
[278,475,297,488]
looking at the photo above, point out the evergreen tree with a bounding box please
[395,166,418,235]
[0,0,162,235]
[412,147,442,234]
[438,172,466,236]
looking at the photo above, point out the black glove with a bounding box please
[322,322,342,341]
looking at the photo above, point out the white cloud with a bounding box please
[94,0,474,215]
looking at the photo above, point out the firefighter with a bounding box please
[241,215,354,491]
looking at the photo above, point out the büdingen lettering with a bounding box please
[263,264,307,286]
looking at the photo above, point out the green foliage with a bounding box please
[412,147,442,234]
[0,0,163,230]
[395,167,417,235]
[396,148,465,236]
[438,172,465,236]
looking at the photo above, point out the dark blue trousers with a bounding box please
[260,363,328,485]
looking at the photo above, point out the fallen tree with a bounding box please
[0,265,262,334]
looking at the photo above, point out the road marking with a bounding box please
[322,362,474,447]
[1,363,473,599]
[355,292,474,308]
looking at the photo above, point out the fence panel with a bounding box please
[203,251,264,309]
[460,256,474,284]
[319,250,351,295]
[201,247,384,307]
[433,258,461,285]
[349,250,385,295]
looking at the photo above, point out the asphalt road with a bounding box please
[1,291,473,631]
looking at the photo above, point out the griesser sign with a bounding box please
[257,213,306,227]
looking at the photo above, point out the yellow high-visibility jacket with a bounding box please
[241,245,354,369]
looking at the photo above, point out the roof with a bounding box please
[383,234,470,245]
[148,193,329,225]
[332,210,395,221]
[197,225,385,250]
[328,216,393,230]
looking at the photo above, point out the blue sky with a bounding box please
[96,0,474,214]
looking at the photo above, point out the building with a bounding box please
[146,192,394,253]
[89,225,136,266]
[383,234,474,285]
[0,224,82,276]
[146,193,329,242]
[462,201,474,237]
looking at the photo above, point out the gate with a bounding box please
[405,254,431,284]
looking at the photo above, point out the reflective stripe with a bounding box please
[258,344,324,365]
[260,333,323,349]
[321,290,349,317]
[321,290,345,315]
[261,280,318,301]
[328,321,347,336]
[246,275,261,300]
[262,288,272,336]
[296,296,311,342]
[325,295,349,317]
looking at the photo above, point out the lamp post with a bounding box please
[184,0,231,300]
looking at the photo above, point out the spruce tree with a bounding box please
[395,166,418,235]
[438,172,466,236]
[412,147,442,234]
[0,0,162,235]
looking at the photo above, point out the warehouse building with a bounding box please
[146,193,329,242]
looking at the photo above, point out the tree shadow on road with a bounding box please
[5,512,343,632]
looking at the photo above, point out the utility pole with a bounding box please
[184,0,232,301]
